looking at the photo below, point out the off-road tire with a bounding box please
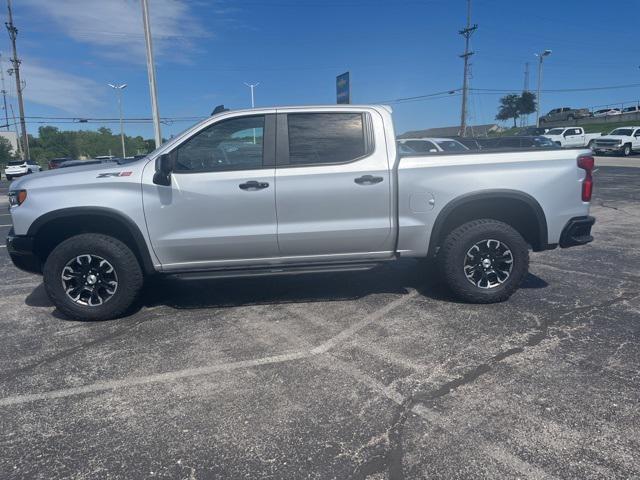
[438,219,529,303]
[43,233,143,320]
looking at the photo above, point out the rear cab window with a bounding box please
[283,112,370,166]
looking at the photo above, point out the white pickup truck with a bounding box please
[543,127,602,148]
[591,126,640,156]
[7,105,595,320]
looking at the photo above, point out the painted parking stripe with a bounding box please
[0,290,420,407]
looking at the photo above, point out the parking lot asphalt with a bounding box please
[0,161,639,479]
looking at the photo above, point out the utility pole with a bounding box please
[5,0,28,159]
[458,0,477,137]
[535,49,552,127]
[141,0,162,148]
[521,62,530,126]
[108,83,127,158]
[0,52,8,129]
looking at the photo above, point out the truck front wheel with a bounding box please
[622,144,631,157]
[438,219,529,303]
[43,233,143,320]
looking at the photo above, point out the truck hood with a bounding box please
[543,134,563,140]
[596,135,630,142]
[8,159,148,191]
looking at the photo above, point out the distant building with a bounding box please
[0,131,18,152]
[398,123,504,139]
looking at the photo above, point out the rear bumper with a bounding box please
[6,229,41,274]
[559,216,595,248]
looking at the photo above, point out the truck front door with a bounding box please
[274,110,394,260]
[564,128,583,147]
[142,113,279,270]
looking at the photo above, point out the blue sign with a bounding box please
[336,72,350,104]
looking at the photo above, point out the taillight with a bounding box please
[577,154,594,202]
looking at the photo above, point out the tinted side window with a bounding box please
[287,113,366,165]
[174,115,264,172]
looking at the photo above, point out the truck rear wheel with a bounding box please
[438,219,529,303]
[43,233,143,320]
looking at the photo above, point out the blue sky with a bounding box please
[4,0,640,139]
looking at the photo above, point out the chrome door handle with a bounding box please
[239,180,269,191]
[354,175,383,185]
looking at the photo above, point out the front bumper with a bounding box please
[592,146,622,153]
[559,216,595,248]
[6,229,41,274]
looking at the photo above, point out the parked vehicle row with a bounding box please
[540,105,640,124]
[398,135,556,154]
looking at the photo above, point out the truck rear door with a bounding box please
[274,109,394,259]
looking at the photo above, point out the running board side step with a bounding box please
[166,262,381,281]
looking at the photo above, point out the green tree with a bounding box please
[517,91,537,117]
[0,136,14,168]
[496,94,522,128]
[496,92,538,127]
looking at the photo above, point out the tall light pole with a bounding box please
[141,0,162,148]
[535,49,552,127]
[108,83,127,158]
[244,82,259,144]
[244,82,259,108]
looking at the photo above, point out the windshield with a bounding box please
[609,129,633,136]
[547,128,565,135]
[436,140,468,151]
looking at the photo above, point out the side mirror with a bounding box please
[153,152,174,186]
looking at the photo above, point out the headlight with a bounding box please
[8,189,27,207]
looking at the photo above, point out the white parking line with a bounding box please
[0,290,420,407]
[0,224,12,227]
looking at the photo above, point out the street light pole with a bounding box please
[141,0,162,148]
[244,82,259,108]
[535,49,552,127]
[108,83,127,158]
[244,82,259,143]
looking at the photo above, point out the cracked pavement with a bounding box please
[0,163,639,479]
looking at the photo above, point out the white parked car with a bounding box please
[592,108,621,118]
[591,126,640,156]
[543,127,602,148]
[4,159,41,181]
[622,106,640,115]
[398,137,469,153]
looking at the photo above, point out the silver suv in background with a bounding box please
[539,107,590,124]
